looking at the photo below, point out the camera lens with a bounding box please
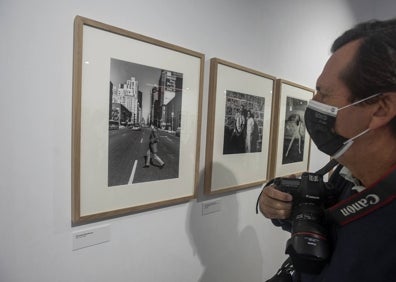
[286,203,330,273]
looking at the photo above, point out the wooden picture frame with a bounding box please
[204,58,276,195]
[72,16,204,225]
[269,79,314,178]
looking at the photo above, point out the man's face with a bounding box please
[313,40,374,160]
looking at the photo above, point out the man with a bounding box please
[258,18,396,281]
[232,107,246,152]
[144,123,165,168]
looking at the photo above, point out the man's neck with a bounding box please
[339,132,396,187]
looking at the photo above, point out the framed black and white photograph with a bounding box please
[72,16,204,225]
[108,59,183,186]
[222,90,265,155]
[204,58,275,195]
[269,79,314,178]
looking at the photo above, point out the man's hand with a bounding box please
[258,185,293,219]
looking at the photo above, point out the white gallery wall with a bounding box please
[0,0,394,281]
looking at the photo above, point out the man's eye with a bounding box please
[318,92,329,100]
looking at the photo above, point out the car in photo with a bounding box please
[109,120,119,130]
[130,123,141,131]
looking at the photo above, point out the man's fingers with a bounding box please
[258,185,293,219]
[266,186,293,202]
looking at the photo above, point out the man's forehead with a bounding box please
[315,41,361,96]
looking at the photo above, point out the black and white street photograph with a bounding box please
[108,58,183,187]
[222,90,265,155]
[281,97,307,164]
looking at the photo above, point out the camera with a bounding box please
[258,160,339,281]
[274,172,332,274]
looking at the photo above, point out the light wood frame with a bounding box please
[269,79,314,178]
[72,16,204,225]
[204,58,276,195]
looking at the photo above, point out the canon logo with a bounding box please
[340,194,380,217]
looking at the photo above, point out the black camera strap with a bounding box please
[326,166,396,226]
[315,158,338,175]
[255,179,275,214]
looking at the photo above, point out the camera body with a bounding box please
[274,172,331,274]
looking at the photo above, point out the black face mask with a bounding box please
[304,93,381,159]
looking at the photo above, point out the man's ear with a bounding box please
[369,92,396,130]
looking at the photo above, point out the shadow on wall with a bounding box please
[186,162,263,282]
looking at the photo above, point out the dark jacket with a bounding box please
[300,165,396,282]
[149,126,159,153]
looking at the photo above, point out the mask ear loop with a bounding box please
[338,92,383,111]
[331,128,371,159]
[331,93,382,159]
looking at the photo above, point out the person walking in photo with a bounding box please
[144,123,165,169]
